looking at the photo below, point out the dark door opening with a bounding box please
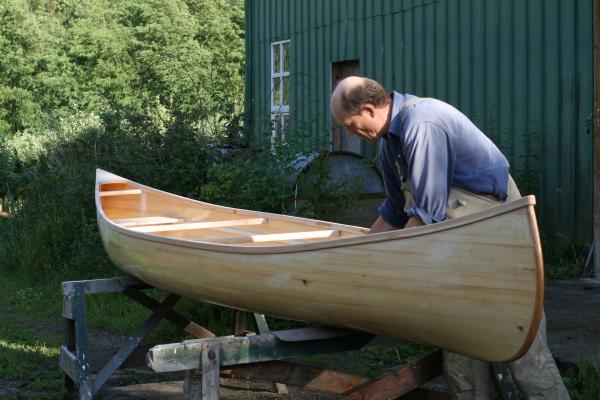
[332,60,361,154]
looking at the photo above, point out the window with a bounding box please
[271,40,290,140]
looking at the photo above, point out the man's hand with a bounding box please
[369,215,425,234]
[404,216,425,229]
[369,215,399,234]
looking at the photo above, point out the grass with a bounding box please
[561,359,600,400]
[0,288,66,399]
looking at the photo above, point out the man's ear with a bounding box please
[362,103,376,117]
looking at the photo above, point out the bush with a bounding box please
[0,0,245,281]
[0,110,230,280]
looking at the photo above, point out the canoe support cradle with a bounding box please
[59,276,518,400]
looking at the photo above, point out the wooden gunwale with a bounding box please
[95,170,538,255]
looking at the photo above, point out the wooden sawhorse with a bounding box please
[59,276,517,399]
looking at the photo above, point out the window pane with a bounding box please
[273,44,280,73]
[282,76,290,106]
[283,42,290,72]
[282,114,290,136]
[273,78,281,106]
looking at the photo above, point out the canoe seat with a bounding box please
[99,189,142,197]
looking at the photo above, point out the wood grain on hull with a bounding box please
[95,169,543,362]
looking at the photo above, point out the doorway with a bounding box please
[332,60,361,154]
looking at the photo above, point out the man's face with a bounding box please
[335,104,384,144]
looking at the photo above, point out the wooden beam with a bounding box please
[122,288,215,339]
[594,0,600,276]
[129,218,267,233]
[98,189,142,197]
[227,361,370,395]
[114,216,184,227]
[148,329,373,373]
[203,230,341,244]
[61,276,149,296]
[344,351,442,400]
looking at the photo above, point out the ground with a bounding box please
[545,278,600,367]
[1,278,599,399]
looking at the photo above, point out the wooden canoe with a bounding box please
[95,169,543,362]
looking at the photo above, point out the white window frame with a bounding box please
[271,39,290,141]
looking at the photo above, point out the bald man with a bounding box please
[331,77,569,399]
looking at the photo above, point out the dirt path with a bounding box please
[545,278,600,367]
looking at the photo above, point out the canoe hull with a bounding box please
[97,200,542,362]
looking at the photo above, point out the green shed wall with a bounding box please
[245,0,594,248]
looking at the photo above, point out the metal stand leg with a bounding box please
[253,313,288,395]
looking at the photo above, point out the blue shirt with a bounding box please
[378,92,510,227]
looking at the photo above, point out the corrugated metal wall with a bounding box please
[245,0,594,248]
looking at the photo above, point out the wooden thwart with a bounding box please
[129,218,267,233]
[203,229,341,244]
[115,216,184,227]
[98,189,142,197]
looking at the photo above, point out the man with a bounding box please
[330,76,569,399]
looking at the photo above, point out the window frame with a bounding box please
[270,39,290,140]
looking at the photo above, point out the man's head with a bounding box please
[331,76,391,143]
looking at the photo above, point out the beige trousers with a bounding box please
[403,177,570,399]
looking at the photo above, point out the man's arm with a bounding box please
[369,215,424,234]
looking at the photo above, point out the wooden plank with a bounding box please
[234,310,246,336]
[59,345,79,384]
[204,230,341,244]
[185,370,202,400]
[99,189,142,197]
[115,216,184,227]
[72,285,93,400]
[344,351,442,400]
[62,276,149,296]
[201,341,220,400]
[148,330,373,373]
[594,0,600,276]
[228,361,370,395]
[129,218,267,233]
[63,318,76,393]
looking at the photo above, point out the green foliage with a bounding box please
[293,153,362,221]
[201,129,357,220]
[0,0,245,282]
[562,359,600,400]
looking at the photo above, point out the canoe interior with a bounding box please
[98,181,368,246]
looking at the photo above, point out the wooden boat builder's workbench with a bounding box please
[59,276,519,400]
